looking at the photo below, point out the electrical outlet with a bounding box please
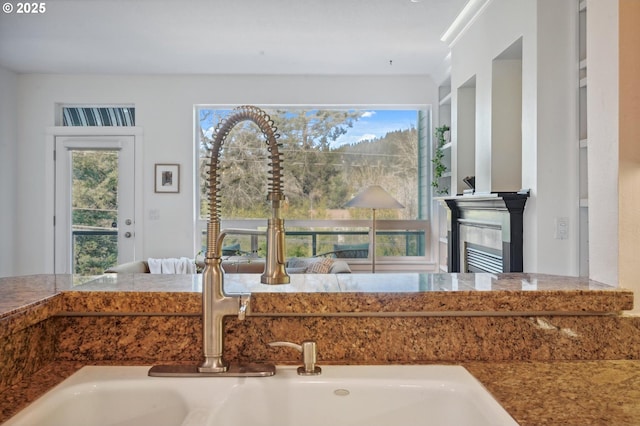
[554,217,569,240]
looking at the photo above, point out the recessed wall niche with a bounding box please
[491,37,523,192]
[456,75,476,195]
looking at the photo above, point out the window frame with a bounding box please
[194,104,435,272]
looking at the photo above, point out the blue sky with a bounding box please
[200,108,418,148]
[332,110,417,148]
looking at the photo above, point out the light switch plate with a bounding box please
[554,217,569,240]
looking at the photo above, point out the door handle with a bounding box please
[124,232,133,238]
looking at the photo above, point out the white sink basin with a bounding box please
[5,365,518,426]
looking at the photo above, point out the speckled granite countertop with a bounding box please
[3,359,640,425]
[1,272,633,321]
[466,360,640,425]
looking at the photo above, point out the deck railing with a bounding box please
[73,219,430,275]
[206,219,429,260]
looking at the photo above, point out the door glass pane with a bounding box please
[71,150,118,275]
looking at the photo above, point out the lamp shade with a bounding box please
[344,185,404,210]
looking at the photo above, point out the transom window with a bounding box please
[61,106,135,126]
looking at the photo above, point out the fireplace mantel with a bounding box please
[439,192,529,273]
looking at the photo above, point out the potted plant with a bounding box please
[432,125,450,195]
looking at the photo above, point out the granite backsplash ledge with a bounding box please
[52,314,640,364]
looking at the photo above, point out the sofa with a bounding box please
[104,256,351,274]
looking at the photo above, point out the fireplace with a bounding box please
[440,192,529,273]
[465,243,503,273]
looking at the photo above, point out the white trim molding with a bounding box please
[440,0,493,47]
[44,126,144,273]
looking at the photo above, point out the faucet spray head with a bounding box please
[207,106,290,284]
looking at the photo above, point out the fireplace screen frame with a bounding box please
[441,192,528,273]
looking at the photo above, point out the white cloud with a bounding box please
[358,133,377,142]
[360,111,376,118]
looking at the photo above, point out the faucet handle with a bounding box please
[268,340,321,376]
[238,295,250,320]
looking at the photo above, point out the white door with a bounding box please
[54,136,136,274]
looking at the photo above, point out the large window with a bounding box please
[196,106,431,270]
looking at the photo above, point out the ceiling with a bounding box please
[0,0,467,76]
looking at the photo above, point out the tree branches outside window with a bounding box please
[198,108,420,221]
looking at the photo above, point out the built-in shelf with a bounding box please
[579,0,586,12]
[579,59,587,70]
[436,79,453,274]
[578,0,588,277]
[439,92,452,106]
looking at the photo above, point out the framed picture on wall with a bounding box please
[155,164,180,193]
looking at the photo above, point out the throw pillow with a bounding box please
[287,257,311,269]
[306,257,334,274]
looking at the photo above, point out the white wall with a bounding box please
[534,0,580,275]
[451,0,535,196]
[449,0,579,275]
[0,66,17,277]
[12,74,436,275]
[587,0,619,287]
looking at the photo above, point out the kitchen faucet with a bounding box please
[149,105,289,377]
